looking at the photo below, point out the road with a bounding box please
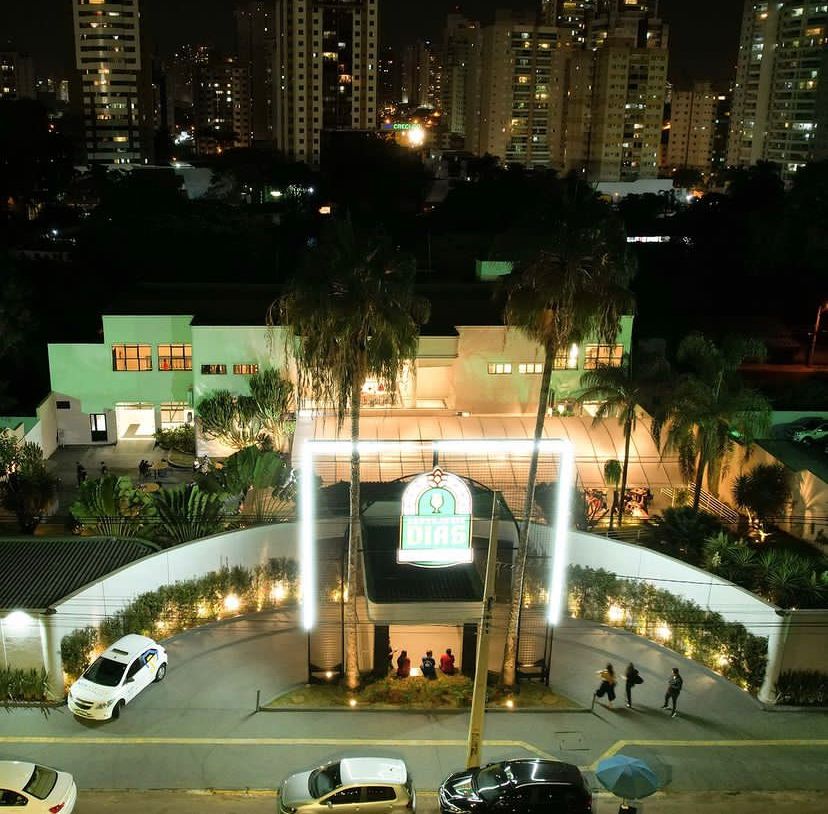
[0,612,826,801]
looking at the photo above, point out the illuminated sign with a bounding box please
[399,467,473,567]
[381,122,413,131]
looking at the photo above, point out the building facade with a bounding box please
[47,308,633,453]
[236,0,275,144]
[71,0,152,164]
[194,57,252,154]
[729,0,828,180]
[440,14,480,142]
[0,52,35,99]
[667,81,718,175]
[274,0,378,165]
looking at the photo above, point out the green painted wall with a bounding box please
[48,315,195,414]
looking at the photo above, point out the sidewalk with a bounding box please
[75,790,828,814]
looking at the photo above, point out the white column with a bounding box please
[39,610,65,701]
[758,609,791,705]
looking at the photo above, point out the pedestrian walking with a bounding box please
[75,462,87,486]
[594,663,617,707]
[661,667,683,717]
[624,662,643,708]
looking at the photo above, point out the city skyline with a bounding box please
[2,0,743,86]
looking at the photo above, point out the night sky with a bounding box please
[1,0,744,87]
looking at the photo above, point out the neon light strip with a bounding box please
[299,438,576,631]
[397,549,475,563]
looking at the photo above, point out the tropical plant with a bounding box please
[277,218,429,689]
[499,179,635,687]
[197,389,263,450]
[150,483,226,545]
[755,549,824,608]
[653,334,771,512]
[0,438,59,534]
[602,459,622,529]
[732,463,790,530]
[775,669,828,706]
[702,532,758,584]
[247,367,295,448]
[0,666,50,705]
[220,445,295,522]
[645,505,725,564]
[577,348,670,527]
[70,475,154,537]
[154,424,196,454]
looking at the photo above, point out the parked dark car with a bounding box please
[786,416,827,439]
[438,759,592,814]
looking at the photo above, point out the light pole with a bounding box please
[806,301,828,367]
[466,492,500,769]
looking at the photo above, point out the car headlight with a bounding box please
[96,699,117,708]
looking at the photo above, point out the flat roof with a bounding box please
[0,538,155,611]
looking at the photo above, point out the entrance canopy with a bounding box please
[298,413,683,492]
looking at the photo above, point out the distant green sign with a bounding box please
[399,467,473,567]
[381,122,413,131]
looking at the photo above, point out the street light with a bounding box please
[806,301,828,367]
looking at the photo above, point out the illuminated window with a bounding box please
[112,343,152,371]
[487,363,512,375]
[201,364,227,375]
[552,343,580,370]
[233,363,259,375]
[158,344,192,371]
[519,362,544,374]
[583,344,624,370]
[160,402,191,428]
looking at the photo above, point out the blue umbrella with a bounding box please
[595,755,661,799]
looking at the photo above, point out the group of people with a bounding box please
[75,461,109,485]
[595,663,684,718]
[393,648,456,679]
[138,459,153,480]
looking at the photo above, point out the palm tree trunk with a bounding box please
[692,450,706,513]
[617,413,633,528]
[501,347,555,688]
[345,387,362,690]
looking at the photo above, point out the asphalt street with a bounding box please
[0,611,826,800]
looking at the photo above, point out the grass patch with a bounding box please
[266,673,578,710]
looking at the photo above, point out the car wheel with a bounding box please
[110,699,125,720]
[155,662,167,682]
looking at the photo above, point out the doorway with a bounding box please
[115,403,156,439]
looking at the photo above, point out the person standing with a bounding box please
[100,461,108,477]
[594,663,617,707]
[439,648,456,675]
[624,662,643,708]
[75,462,87,486]
[662,667,683,717]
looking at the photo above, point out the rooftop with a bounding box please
[0,537,155,611]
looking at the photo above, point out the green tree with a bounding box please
[219,445,295,523]
[577,348,669,527]
[732,463,791,531]
[0,439,58,535]
[499,179,635,687]
[653,334,771,512]
[151,483,225,546]
[278,218,429,689]
[602,459,622,530]
[70,475,153,537]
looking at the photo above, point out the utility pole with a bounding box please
[466,492,500,769]
[806,302,828,367]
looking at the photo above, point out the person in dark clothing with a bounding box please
[594,663,617,707]
[439,648,456,675]
[76,462,87,486]
[624,662,643,708]
[100,461,108,476]
[396,650,411,679]
[662,667,683,717]
[421,650,437,679]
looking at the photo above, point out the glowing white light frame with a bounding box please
[299,438,575,630]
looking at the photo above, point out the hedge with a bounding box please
[774,670,828,706]
[1,666,50,705]
[566,565,768,694]
[60,558,298,681]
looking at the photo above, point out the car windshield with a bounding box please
[23,765,58,800]
[83,656,127,687]
[310,763,342,798]
[474,764,509,803]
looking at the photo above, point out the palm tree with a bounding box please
[602,459,622,530]
[500,179,635,688]
[654,334,771,512]
[577,349,670,528]
[278,219,429,690]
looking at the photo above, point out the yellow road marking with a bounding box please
[0,735,554,759]
[590,739,828,770]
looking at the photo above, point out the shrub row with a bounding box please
[774,669,828,706]
[60,558,299,681]
[567,564,768,694]
[1,666,50,705]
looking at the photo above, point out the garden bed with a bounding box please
[265,673,578,711]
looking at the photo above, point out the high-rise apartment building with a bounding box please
[0,52,35,99]
[274,0,378,165]
[441,14,481,140]
[666,80,718,174]
[377,45,402,111]
[402,40,441,108]
[236,0,275,144]
[729,1,828,180]
[194,57,252,155]
[71,0,152,164]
